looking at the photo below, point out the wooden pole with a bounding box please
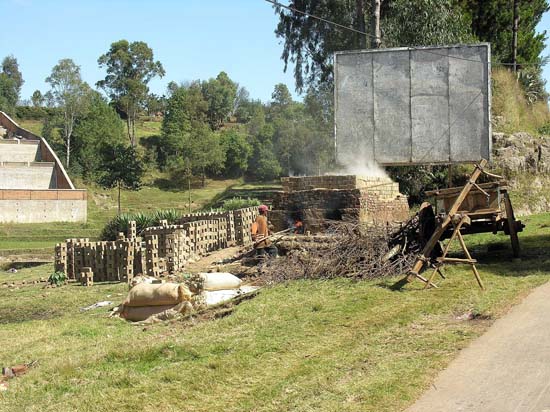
[512,0,519,73]
[371,0,381,49]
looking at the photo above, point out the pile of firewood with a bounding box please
[256,221,422,284]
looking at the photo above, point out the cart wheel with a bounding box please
[503,192,521,258]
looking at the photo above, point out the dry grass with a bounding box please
[492,68,550,134]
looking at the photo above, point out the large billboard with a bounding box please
[334,44,491,166]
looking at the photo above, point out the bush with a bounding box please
[492,69,550,134]
[538,123,550,136]
[100,209,183,240]
[221,197,261,211]
[15,106,61,120]
[48,271,67,286]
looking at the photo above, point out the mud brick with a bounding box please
[80,267,93,287]
[54,243,68,274]
[128,220,137,239]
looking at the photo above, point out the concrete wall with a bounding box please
[0,111,87,223]
[0,140,40,162]
[0,200,87,223]
[0,189,87,223]
[0,163,55,189]
[0,111,75,189]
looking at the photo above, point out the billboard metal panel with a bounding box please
[334,44,491,166]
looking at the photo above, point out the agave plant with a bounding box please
[518,66,549,105]
[152,209,182,225]
[221,197,261,211]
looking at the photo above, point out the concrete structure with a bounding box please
[334,44,491,166]
[271,175,409,232]
[0,111,86,223]
[0,162,56,190]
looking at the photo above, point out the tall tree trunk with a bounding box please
[66,134,70,168]
[118,181,121,215]
[132,117,136,147]
[355,0,367,49]
[371,0,381,49]
[512,0,519,73]
[126,117,132,143]
[64,110,70,168]
[188,175,192,214]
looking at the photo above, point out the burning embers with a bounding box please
[286,214,304,234]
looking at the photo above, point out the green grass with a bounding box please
[0,214,549,411]
[16,119,44,136]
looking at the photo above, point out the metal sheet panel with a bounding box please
[334,44,491,166]
[334,52,375,165]
[373,50,411,163]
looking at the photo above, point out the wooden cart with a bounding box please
[394,160,524,290]
[425,181,524,258]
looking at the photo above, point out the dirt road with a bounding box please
[406,281,550,412]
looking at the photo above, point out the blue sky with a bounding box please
[0,0,298,102]
[0,0,549,103]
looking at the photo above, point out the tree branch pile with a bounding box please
[255,221,421,284]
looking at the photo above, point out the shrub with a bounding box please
[15,106,61,120]
[492,68,550,134]
[538,123,550,137]
[100,209,183,240]
[152,209,182,224]
[221,197,261,211]
[100,213,152,241]
[48,271,67,286]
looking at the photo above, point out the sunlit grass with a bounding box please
[0,214,548,411]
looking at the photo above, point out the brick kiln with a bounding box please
[270,175,409,232]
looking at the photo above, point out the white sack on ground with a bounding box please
[199,272,242,291]
[124,282,192,307]
[204,286,260,306]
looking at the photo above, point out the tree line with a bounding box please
[0,0,547,199]
[0,40,333,190]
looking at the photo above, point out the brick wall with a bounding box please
[272,175,409,232]
[55,207,260,283]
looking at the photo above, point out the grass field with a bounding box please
[0,213,549,411]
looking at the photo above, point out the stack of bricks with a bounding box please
[144,234,160,277]
[54,206,262,285]
[55,236,141,284]
[271,175,409,232]
[54,242,67,274]
[80,267,93,286]
[142,223,191,273]
[233,207,259,245]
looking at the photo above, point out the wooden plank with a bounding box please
[504,192,521,258]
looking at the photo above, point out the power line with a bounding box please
[265,0,373,37]
[266,0,547,67]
